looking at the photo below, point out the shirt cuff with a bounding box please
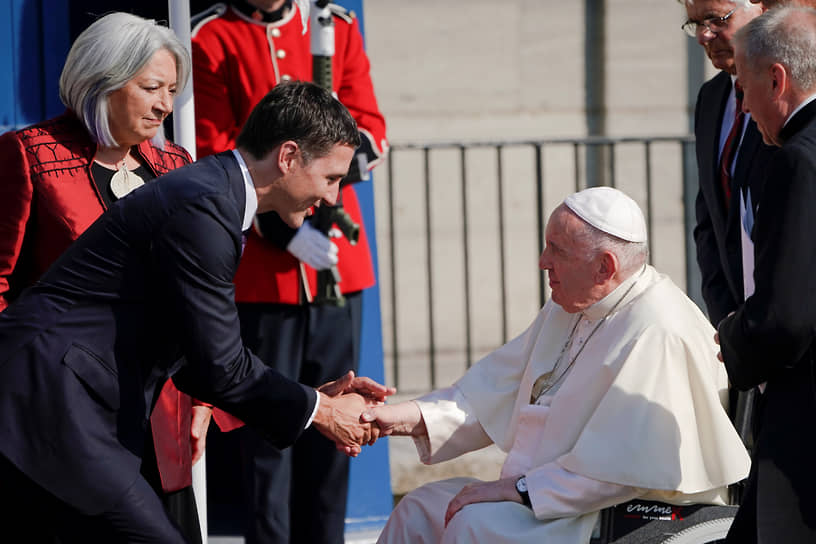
[305,389,320,429]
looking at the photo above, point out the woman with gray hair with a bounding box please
[0,11,207,543]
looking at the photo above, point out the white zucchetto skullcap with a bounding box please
[563,187,647,243]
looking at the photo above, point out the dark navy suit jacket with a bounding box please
[693,70,775,326]
[0,151,316,514]
[718,99,816,543]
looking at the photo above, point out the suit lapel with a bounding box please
[700,72,733,226]
[699,72,749,304]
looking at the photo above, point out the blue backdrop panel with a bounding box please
[0,0,69,133]
[40,0,70,118]
[342,0,395,535]
[0,0,18,130]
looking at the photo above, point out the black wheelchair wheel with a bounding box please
[662,516,733,543]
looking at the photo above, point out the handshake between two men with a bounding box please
[311,371,421,456]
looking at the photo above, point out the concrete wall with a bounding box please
[365,0,717,143]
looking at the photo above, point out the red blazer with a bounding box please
[0,111,207,492]
[192,3,388,304]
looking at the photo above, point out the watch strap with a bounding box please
[516,476,532,508]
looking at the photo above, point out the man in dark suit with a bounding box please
[0,81,390,543]
[719,6,816,542]
[684,0,769,326]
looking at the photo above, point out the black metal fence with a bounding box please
[374,135,700,395]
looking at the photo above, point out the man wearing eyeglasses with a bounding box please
[684,0,772,334]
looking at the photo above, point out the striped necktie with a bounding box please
[719,81,745,211]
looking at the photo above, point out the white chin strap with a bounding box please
[294,0,310,33]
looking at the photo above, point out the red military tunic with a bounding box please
[0,112,208,492]
[192,2,388,304]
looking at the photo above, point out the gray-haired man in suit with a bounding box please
[683,0,772,326]
[719,6,816,541]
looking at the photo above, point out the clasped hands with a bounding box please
[313,377,431,456]
[311,371,398,456]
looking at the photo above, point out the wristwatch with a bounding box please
[515,475,532,508]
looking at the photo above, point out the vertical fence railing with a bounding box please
[459,146,473,369]
[496,146,509,345]
[681,139,703,305]
[421,147,436,390]
[645,141,655,261]
[379,135,697,394]
[536,144,546,309]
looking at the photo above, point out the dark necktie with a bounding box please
[719,82,745,210]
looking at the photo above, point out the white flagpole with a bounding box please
[167,2,205,543]
[168,0,197,162]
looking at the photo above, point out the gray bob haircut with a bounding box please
[735,6,816,91]
[58,12,191,149]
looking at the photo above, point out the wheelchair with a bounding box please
[589,389,756,544]
[588,498,736,543]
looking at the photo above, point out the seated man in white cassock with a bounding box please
[366,187,751,544]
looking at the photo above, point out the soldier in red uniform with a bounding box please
[192,1,388,542]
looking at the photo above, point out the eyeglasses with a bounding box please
[681,7,737,37]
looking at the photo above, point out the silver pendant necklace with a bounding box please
[529,269,644,404]
[530,316,583,403]
[110,161,145,199]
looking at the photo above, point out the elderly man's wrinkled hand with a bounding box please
[362,401,426,438]
[714,332,724,362]
[444,477,521,527]
[312,391,383,456]
[714,311,736,363]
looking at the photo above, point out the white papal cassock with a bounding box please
[378,265,751,544]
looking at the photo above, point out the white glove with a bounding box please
[286,221,338,270]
